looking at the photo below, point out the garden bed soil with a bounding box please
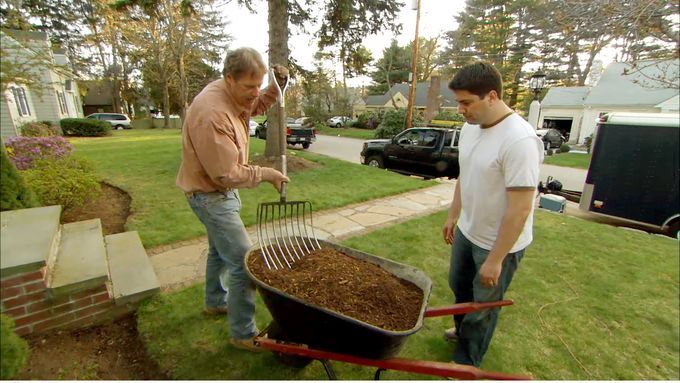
[250,153,320,173]
[248,247,423,331]
[17,314,168,380]
[60,182,131,235]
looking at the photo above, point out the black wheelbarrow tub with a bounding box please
[245,239,433,360]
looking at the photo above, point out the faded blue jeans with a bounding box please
[187,190,258,340]
[448,227,524,367]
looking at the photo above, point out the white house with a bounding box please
[1,30,83,138]
[539,60,679,144]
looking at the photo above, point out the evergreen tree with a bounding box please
[0,145,40,211]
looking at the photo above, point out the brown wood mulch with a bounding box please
[247,247,423,331]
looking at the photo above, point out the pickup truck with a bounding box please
[256,119,316,149]
[360,127,460,180]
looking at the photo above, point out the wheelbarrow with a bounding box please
[244,239,531,380]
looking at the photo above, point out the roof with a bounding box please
[365,80,457,108]
[584,60,679,107]
[541,87,590,108]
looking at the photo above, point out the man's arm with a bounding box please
[478,188,535,286]
[442,180,462,244]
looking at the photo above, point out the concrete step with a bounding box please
[105,231,159,305]
[47,219,108,296]
[1,205,62,278]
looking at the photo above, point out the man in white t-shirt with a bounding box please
[441,61,544,367]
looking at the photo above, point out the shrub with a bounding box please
[61,118,111,137]
[19,121,59,137]
[22,157,101,211]
[0,147,40,211]
[374,108,424,139]
[433,111,465,123]
[546,149,554,156]
[4,136,74,170]
[1,314,30,379]
[559,143,571,153]
[354,112,380,130]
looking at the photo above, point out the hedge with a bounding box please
[61,118,111,137]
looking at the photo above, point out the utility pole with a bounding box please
[405,0,421,129]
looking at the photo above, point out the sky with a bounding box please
[217,0,466,87]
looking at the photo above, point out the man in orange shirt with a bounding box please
[176,47,289,352]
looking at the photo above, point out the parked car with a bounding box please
[86,113,131,130]
[248,120,258,136]
[256,119,316,149]
[360,127,460,180]
[536,128,565,149]
[326,116,350,128]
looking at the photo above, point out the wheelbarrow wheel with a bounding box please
[268,321,313,368]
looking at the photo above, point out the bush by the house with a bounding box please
[559,143,571,153]
[4,136,74,170]
[0,147,40,211]
[374,108,423,139]
[354,112,380,130]
[19,121,59,137]
[61,118,111,137]
[22,157,101,211]
[0,314,30,379]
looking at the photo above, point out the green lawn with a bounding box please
[543,152,592,169]
[68,129,433,247]
[137,210,679,380]
[315,124,377,140]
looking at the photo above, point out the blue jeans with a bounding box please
[448,227,524,367]
[187,190,258,340]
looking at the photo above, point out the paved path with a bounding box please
[149,180,456,291]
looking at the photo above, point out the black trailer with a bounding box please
[580,112,679,237]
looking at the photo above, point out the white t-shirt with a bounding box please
[457,113,544,252]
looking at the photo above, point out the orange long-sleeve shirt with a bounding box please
[176,78,278,193]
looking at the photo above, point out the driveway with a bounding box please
[310,134,588,191]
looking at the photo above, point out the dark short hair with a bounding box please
[222,47,267,79]
[448,61,503,98]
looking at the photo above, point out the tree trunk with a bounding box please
[265,0,290,165]
[178,14,189,123]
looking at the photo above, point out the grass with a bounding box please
[543,152,592,169]
[137,209,679,380]
[315,124,377,140]
[68,129,433,247]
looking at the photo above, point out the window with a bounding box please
[419,130,439,147]
[11,87,31,116]
[57,91,68,114]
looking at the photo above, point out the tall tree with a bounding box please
[369,39,411,96]
[317,0,402,95]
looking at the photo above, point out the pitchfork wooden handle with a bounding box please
[271,68,289,202]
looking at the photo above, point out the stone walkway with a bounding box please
[149,180,456,291]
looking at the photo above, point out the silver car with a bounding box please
[86,113,132,130]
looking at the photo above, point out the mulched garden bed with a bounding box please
[247,247,423,331]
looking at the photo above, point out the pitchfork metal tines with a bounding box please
[256,68,321,269]
[256,199,321,269]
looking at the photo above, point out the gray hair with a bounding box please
[222,47,267,79]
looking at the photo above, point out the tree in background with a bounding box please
[317,0,402,97]
[369,39,411,96]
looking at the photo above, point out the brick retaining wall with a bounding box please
[1,269,135,336]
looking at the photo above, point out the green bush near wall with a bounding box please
[0,147,40,211]
[0,314,30,379]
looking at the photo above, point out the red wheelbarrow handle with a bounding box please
[424,300,514,318]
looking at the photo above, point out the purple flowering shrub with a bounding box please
[4,136,74,170]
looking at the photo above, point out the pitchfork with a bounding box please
[256,69,321,270]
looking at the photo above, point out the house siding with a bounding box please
[1,85,38,138]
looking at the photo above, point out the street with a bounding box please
[308,134,587,191]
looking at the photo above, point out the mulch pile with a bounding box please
[247,247,423,331]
